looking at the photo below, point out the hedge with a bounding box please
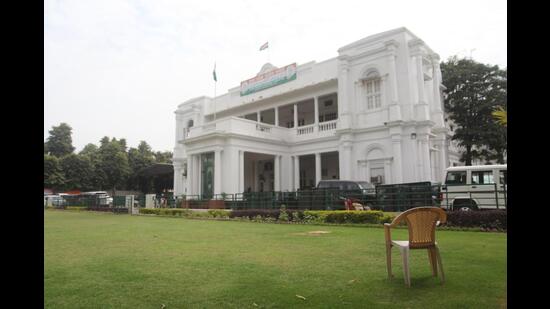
[445,210,506,230]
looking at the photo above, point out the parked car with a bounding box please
[375,181,441,211]
[442,164,507,211]
[316,180,377,208]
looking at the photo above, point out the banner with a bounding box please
[240,63,297,96]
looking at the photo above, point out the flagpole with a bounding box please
[214,62,217,122]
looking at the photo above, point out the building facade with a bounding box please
[173,27,460,198]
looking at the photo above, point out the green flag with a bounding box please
[213,63,217,82]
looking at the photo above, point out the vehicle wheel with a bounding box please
[453,200,477,211]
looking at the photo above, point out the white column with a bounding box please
[386,42,402,122]
[431,57,445,127]
[187,155,195,195]
[239,150,244,193]
[173,163,181,196]
[314,96,319,133]
[438,137,448,182]
[339,141,352,180]
[274,155,280,191]
[214,148,222,195]
[257,111,261,123]
[293,104,298,128]
[419,134,431,181]
[274,108,279,127]
[391,136,403,184]
[416,54,426,104]
[315,153,322,186]
[194,154,200,196]
[338,57,351,129]
[294,156,300,190]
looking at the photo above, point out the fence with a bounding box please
[46,183,507,212]
[166,183,506,212]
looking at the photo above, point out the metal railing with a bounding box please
[166,182,507,211]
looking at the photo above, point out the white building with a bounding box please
[173,27,460,198]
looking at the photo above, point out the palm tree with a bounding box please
[492,106,507,127]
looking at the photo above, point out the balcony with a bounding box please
[182,117,338,144]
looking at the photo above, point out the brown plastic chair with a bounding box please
[384,207,447,287]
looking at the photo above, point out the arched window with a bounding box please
[363,70,382,110]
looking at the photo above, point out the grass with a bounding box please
[45,210,506,308]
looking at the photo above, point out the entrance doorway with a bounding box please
[244,152,275,192]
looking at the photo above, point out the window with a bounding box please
[471,171,494,185]
[370,167,385,185]
[363,72,382,110]
[446,171,466,185]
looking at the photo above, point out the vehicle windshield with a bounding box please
[357,182,374,189]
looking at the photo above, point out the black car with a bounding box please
[316,180,377,208]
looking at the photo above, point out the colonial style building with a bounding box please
[173,27,459,197]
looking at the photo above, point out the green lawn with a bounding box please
[44,210,506,308]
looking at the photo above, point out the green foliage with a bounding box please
[44,154,65,190]
[59,154,95,191]
[207,210,230,218]
[303,210,385,224]
[441,57,507,164]
[45,123,75,157]
[278,205,289,222]
[98,138,131,192]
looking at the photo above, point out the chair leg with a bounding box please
[386,245,393,280]
[435,245,445,284]
[428,247,438,277]
[400,247,411,287]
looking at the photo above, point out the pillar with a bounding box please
[274,108,279,127]
[339,141,352,180]
[239,150,244,193]
[187,155,194,195]
[274,155,280,191]
[294,155,300,190]
[315,153,322,185]
[214,148,222,195]
[385,41,402,122]
[314,96,319,132]
[293,104,298,128]
[419,134,431,181]
[391,136,403,184]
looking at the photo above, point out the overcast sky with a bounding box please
[44,0,506,153]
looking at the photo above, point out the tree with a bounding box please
[127,141,155,192]
[45,123,75,157]
[154,151,173,163]
[59,154,95,191]
[44,154,65,190]
[492,106,507,127]
[97,138,130,194]
[79,143,105,190]
[441,57,507,165]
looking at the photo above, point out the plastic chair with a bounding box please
[384,207,447,287]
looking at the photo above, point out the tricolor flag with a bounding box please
[213,63,217,82]
[259,42,269,51]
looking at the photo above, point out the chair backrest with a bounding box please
[392,207,447,248]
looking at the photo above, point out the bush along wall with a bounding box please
[134,207,505,231]
[444,210,506,231]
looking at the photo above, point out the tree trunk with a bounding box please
[465,145,472,166]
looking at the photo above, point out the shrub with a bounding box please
[207,209,230,218]
[445,210,507,230]
[301,210,385,224]
[229,209,280,219]
[291,211,302,222]
[66,206,84,211]
[278,206,289,222]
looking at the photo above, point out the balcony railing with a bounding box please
[184,117,337,143]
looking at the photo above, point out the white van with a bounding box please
[442,164,507,211]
